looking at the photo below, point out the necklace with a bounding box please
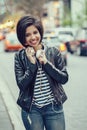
[38,63,43,94]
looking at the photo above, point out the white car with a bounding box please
[43,33,68,65]
[54,27,76,42]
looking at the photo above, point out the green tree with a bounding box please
[74,0,87,27]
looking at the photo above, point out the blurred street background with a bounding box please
[0,0,87,130]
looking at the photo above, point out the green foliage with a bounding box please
[62,19,72,27]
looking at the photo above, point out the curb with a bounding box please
[0,78,25,130]
[0,93,14,130]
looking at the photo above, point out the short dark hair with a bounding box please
[16,15,44,47]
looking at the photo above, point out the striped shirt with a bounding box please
[32,64,54,107]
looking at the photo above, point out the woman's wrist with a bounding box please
[43,59,47,64]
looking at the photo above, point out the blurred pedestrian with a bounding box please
[14,14,69,130]
[65,41,74,54]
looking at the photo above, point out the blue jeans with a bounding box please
[21,102,65,130]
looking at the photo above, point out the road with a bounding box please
[64,54,87,130]
[0,45,87,130]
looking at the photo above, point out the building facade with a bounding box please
[42,0,87,28]
[41,1,64,30]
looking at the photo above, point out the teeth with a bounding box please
[31,41,36,44]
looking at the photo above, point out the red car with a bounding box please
[68,28,87,56]
[4,32,23,52]
[77,28,87,56]
[0,32,5,41]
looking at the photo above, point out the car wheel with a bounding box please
[5,49,9,52]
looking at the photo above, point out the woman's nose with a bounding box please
[31,34,35,39]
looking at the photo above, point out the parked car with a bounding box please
[52,27,78,54]
[43,33,67,65]
[68,28,87,56]
[75,28,87,56]
[3,32,23,52]
[0,32,5,41]
[57,31,75,54]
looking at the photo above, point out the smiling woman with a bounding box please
[14,14,69,130]
[25,25,41,48]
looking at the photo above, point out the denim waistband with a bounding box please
[32,100,62,109]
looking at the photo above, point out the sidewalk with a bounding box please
[0,94,14,130]
[0,76,25,130]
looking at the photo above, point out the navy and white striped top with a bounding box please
[32,64,54,107]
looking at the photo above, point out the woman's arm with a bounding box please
[43,47,68,84]
[14,51,37,91]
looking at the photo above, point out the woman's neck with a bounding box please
[34,44,42,52]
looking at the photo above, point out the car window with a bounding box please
[6,33,19,44]
[43,36,62,47]
[43,37,58,43]
[59,31,73,36]
[58,33,74,42]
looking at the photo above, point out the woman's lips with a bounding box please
[30,40,38,45]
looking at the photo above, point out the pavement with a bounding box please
[0,94,13,130]
[0,76,25,130]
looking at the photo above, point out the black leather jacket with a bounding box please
[14,45,69,112]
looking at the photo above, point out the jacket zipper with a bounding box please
[29,66,38,111]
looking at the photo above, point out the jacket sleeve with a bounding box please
[43,47,68,84]
[14,51,37,91]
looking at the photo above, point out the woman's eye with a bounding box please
[25,33,30,37]
[34,31,38,34]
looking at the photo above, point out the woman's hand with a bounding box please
[36,50,47,64]
[26,47,36,64]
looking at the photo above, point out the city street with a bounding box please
[0,0,87,130]
[0,42,87,130]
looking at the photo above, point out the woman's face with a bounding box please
[25,25,41,48]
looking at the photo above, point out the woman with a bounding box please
[14,14,69,130]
